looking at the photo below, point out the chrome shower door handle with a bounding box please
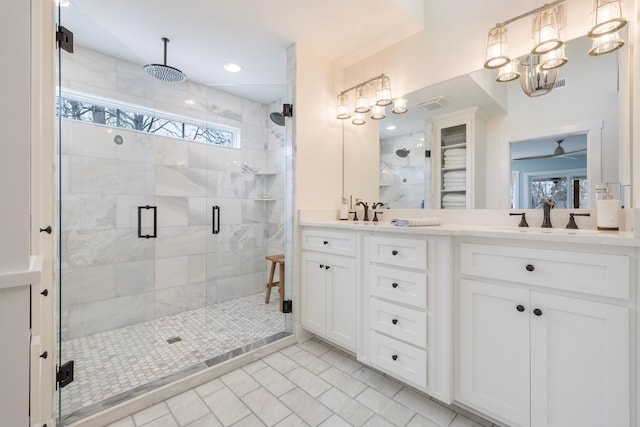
[212,205,220,234]
[137,205,157,239]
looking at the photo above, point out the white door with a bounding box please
[300,251,327,335]
[458,279,530,427]
[529,292,630,427]
[325,254,357,351]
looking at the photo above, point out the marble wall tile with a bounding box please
[63,46,118,93]
[63,121,117,159]
[114,131,156,164]
[155,282,205,317]
[154,226,207,258]
[188,254,207,284]
[62,264,117,306]
[154,256,188,290]
[115,195,156,229]
[243,148,268,173]
[213,272,265,304]
[188,142,207,169]
[214,224,265,252]
[206,87,242,121]
[155,165,207,197]
[217,171,252,199]
[242,98,268,127]
[116,260,155,297]
[65,292,155,339]
[62,193,116,231]
[155,137,189,167]
[208,197,243,226]
[62,228,155,268]
[206,145,242,172]
[115,60,156,108]
[69,157,148,195]
[241,125,268,151]
[156,196,189,227]
[188,197,207,226]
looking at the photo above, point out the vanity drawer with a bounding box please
[370,298,427,348]
[301,229,356,256]
[370,265,427,309]
[459,243,630,299]
[370,330,427,389]
[370,236,427,270]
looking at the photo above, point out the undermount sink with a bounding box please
[490,226,602,235]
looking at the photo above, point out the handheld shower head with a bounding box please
[144,37,186,83]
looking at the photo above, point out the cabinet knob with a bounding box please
[525,264,535,272]
[392,250,398,256]
[533,308,543,316]
[40,351,48,359]
[40,225,52,234]
[392,319,398,325]
[319,264,324,269]
[323,241,328,245]
[516,304,525,312]
[392,282,398,288]
[325,265,330,270]
[392,354,398,361]
[40,289,49,297]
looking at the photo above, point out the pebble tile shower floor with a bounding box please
[61,293,285,416]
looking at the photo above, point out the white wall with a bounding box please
[0,0,31,272]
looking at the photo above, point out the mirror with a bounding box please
[345,35,624,209]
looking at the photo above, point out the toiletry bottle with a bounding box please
[339,197,349,220]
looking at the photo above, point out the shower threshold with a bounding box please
[59,292,287,423]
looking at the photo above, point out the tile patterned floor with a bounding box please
[61,293,285,416]
[107,339,499,427]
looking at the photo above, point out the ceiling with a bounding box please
[60,0,424,104]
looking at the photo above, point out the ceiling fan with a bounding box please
[513,139,587,161]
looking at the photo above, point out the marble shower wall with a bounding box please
[60,46,286,340]
[379,131,431,209]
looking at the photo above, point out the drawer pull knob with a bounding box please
[525,264,535,272]
[40,351,48,359]
[516,304,525,312]
[392,354,398,361]
[323,241,328,245]
[392,319,398,325]
[325,265,330,270]
[392,282,398,288]
[392,250,398,256]
[319,264,324,269]
[41,289,49,297]
[533,308,543,316]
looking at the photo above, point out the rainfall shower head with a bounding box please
[396,148,410,158]
[144,37,186,83]
[270,112,285,126]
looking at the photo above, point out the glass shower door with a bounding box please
[57,3,157,420]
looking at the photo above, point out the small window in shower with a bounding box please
[58,91,240,148]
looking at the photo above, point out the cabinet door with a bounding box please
[326,254,357,351]
[530,293,629,427]
[458,279,530,427]
[300,251,327,335]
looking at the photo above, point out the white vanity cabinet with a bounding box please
[300,228,357,351]
[363,233,453,402]
[456,239,632,427]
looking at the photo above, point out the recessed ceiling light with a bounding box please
[224,63,242,73]
[185,99,195,105]
[386,125,396,130]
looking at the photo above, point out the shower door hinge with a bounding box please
[282,299,292,313]
[56,25,74,53]
[56,360,75,389]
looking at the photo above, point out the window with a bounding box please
[58,92,239,148]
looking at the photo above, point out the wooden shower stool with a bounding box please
[265,254,285,312]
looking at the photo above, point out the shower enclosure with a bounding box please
[56,4,291,423]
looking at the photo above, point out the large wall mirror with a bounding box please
[344,35,626,209]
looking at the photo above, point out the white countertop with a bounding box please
[299,220,640,247]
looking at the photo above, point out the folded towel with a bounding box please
[443,193,466,201]
[444,148,467,156]
[443,177,466,182]
[443,186,466,191]
[391,217,442,227]
[443,170,466,178]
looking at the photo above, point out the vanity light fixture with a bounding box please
[532,6,563,54]
[391,97,408,114]
[587,0,627,37]
[483,0,627,96]
[336,74,407,125]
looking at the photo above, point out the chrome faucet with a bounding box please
[356,200,370,221]
[540,197,555,228]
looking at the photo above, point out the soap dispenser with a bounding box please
[339,197,349,220]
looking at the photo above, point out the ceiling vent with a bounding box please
[554,77,567,90]
[416,96,449,110]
